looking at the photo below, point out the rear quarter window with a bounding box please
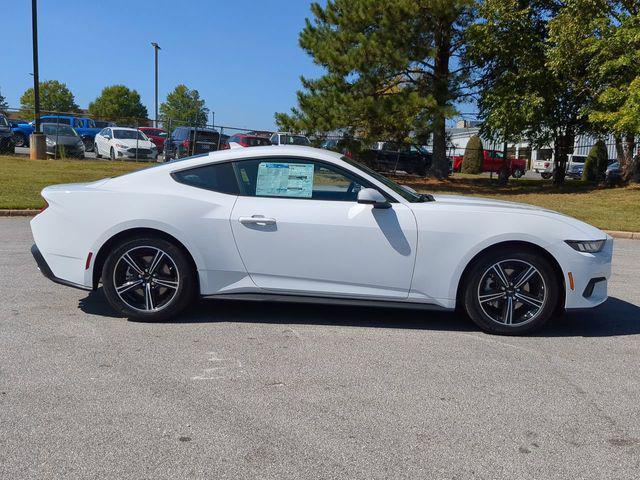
[172,162,239,195]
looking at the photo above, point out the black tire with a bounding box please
[13,132,27,148]
[512,169,524,178]
[101,236,197,321]
[540,172,552,180]
[110,147,115,160]
[462,248,559,335]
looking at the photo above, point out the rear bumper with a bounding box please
[31,244,91,291]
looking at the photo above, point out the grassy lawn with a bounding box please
[1,154,638,231]
[393,174,640,232]
[0,155,147,209]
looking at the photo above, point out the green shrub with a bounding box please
[462,135,483,174]
[582,140,608,181]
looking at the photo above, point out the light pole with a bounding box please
[151,42,161,127]
[30,0,46,159]
[31,0,40,132]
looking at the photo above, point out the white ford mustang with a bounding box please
[30,146,612,334]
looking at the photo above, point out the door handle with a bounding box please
[239,215,277,226]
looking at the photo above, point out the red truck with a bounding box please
[452,149,527,178]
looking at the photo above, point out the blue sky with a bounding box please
[2,0,325,130]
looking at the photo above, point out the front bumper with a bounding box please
[561,237,613,309]
[31,244,91,291]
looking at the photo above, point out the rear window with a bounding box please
[190,130,219,142]
[244,136,271,147]
[172,162,239,195]
[281,135,310,146]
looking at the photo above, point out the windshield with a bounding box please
[282,134,310,146]
[571,156,586,164]
[113,129,148,141]
[42,124,78,136]
[340,156,428,203]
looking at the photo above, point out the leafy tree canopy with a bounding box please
[88,85,148,122]
[20,80,79,115]
[160,85,209,127]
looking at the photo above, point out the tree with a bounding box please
[88,85,148,123]
[582,140,608,181]
[462,135,483,173]
[160,85,209,127]
[19,80,78,114]
[469,0,591,185]
[275,0,475,178]
[0,87,8,113]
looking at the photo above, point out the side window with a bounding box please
[270,134,278,145]
[105,128,112,138]
[234,159,368,201]
[172,162,239,195]
[74,119,83,128]
[99,128,106,136]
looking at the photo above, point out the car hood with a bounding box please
[411,194,607,239]
[113,138,154,148]
[46,134,82,146]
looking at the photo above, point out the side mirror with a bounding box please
[357,188,390,209]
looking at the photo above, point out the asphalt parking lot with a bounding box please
[1,217,639,479]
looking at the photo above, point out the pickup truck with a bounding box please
[38,115,101,152]
[360,142,432,176]
[452,149,526,178]
[9,119,34,147]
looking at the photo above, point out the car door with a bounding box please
[230,157,418,299]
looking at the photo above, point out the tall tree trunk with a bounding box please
[552,131,572,185]
[430,21,451,179]
[622,133,639,183]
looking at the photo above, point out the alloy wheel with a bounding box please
[112,246,180,312]
[477,259,546,326]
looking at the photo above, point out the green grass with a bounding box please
[0,155,146,209]
[393,174,640,232]
[1,155,638,232]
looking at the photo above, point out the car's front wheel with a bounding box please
[102,236,197,321]
[13,132,27,148]
[462,249,559,335]
[540,172,552,180]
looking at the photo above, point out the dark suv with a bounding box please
[360,142,432,176]
[0,114,15,154]
[164,127,228,159]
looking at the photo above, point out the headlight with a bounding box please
[46,138,54,146]
[77,140,84,147]
[565,240,606,253]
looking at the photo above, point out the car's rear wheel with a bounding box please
[462,249,559,335]
[541,172,552,180]
[102,237,196,321]
[512,168,524,178]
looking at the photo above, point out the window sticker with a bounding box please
[256,162,314,198]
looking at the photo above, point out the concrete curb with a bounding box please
[0,209,40,217]
[1,209,639,240]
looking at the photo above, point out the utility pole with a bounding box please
[30,0,45,159]
[31,0,40,132]
[151,42,161,127]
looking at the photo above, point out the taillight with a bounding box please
[220,142,230,150]
[182,139,190,149]
[544,162,550,168]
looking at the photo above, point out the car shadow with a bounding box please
[78,290,640,337]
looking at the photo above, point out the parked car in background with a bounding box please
[139,127,168,154]
[452,150,526,178]
[533,158,554,179]
[164,127,227,160]
[227,134,272,148]
[360,142,432,176]
[563,155,586,179]
[94,127,157,160]
[40,124,85,158]
[0,114,15,153]
[94,120,117,129]
[39,115,101,152]
[605,161,622,183]
[270,132,311,146]
[9,119,34,147]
